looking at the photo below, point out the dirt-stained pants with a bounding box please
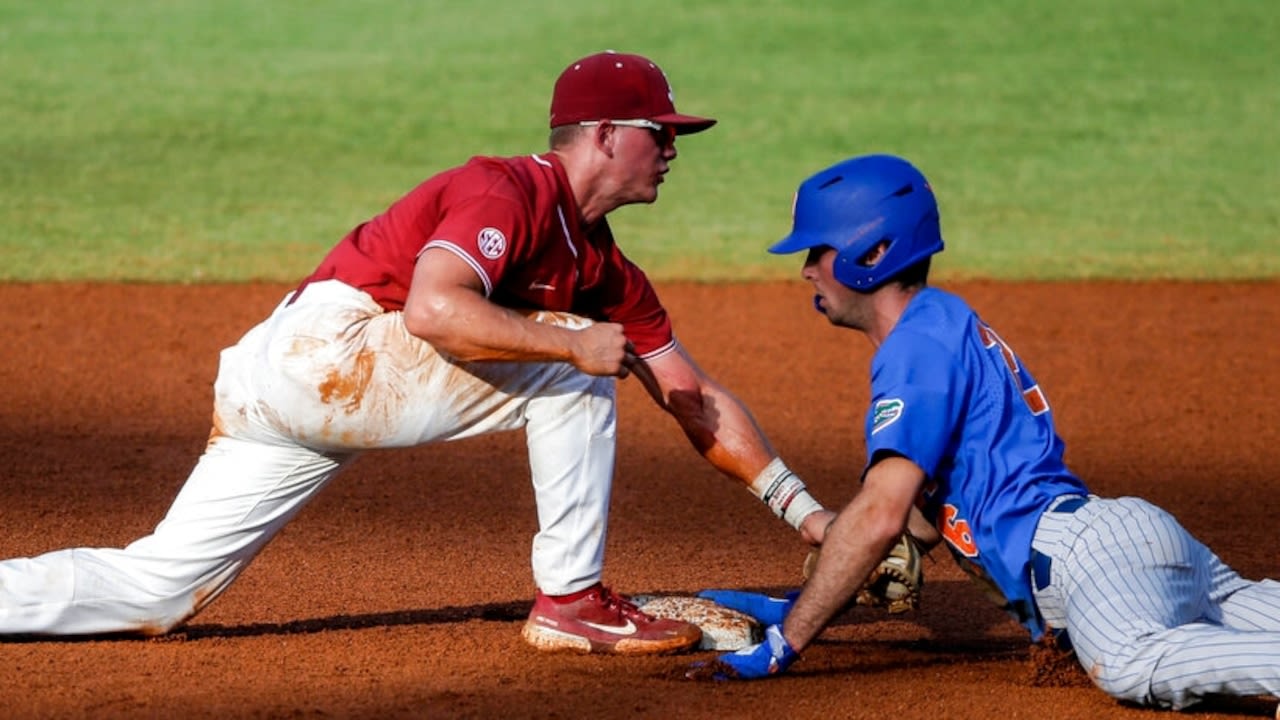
[0,280,616,635]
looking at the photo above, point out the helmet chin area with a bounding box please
[813,294,826,314]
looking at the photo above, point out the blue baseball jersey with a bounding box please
[863,287,1088,635]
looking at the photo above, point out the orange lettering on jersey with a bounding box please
[977,323,993,346]
[1022,385,1048,415]
[939,504,979,558]
[978,323,1019,376]
[978,322,1050,416]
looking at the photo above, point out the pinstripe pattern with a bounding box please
[1032,496,1280,710]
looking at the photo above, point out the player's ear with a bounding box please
[857,240,892,268]
[590,121,617,157]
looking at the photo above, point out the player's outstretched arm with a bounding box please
[784,455,925,650]
[687,457,925,681]
[635,343,834,543]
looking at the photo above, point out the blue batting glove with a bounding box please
[696,589,800,626]
[688,624,797,681]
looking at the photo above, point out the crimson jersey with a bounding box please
[298,153,675,358]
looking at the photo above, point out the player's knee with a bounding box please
[126,582,224,636]
[130,609,191,636]
[1086,645,1172,709]
[105,559,237,636]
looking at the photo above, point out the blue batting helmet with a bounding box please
[769,154,943,291]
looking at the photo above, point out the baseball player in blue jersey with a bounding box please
[695,153,1280,713]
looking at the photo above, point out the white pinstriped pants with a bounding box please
[0,280,617,635]
[1032,495,1280,710]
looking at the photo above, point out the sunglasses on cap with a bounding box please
[578,119,677,147]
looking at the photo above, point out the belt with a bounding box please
[1031,495,1089,591]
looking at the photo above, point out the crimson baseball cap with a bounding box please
[549,50,717,135]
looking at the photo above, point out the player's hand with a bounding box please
[696,589,799,626]
[686,624,797,681]
[568,323,631,377]
[799,509,837,546]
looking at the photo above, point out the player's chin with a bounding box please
[649,172,668,197]
[814,296,845,325]
[637,185,661,204]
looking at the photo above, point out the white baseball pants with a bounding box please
[0,280,617,635]
[1032,496,1280,710]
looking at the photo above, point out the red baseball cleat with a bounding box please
[522,584,701,655]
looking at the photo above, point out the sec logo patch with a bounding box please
[477,227,507,259]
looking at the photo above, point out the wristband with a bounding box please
[749,458,824,531]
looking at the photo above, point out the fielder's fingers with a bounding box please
[802,547,820,581]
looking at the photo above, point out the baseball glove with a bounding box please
[802,532,924,614]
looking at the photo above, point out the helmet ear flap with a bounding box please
[831,248,861,289]
[832,237,892,289]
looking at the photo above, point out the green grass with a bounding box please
[2,0,1277,282]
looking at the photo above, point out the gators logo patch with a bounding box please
[871,398,904,435]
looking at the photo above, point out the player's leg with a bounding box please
[1063,497,1280,709]
[508,344,698,653]
[250,290,622,587]
[0,436,350,635]
[215,284,626,592]
[0,290,356,636]
[223,283,697,652]
[407,312,698,653]
[418,316,618,592]
[1205,555,1280,632]
[521,364,616,594]
[1138,624,1280,709]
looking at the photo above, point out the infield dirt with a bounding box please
[1,281,1277,719]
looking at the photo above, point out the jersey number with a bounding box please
[939,504,979,558]
[977,323,1048,415]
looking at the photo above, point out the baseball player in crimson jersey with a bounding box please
[697,154,1280,713]
[0,51,836,654]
